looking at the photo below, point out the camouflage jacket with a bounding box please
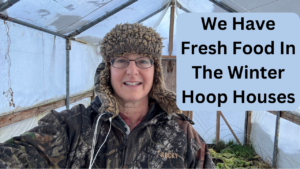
[0,96,215,168]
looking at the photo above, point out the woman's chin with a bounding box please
[119,95,148,104]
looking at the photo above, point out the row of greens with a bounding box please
[209,140,270,168]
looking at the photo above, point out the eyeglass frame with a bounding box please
[109,57,154,69]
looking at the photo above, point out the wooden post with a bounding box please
[162,55,176,59]
[246,111,252,145]
[272,111,281,168]
[219,111,241,145]
[162,59,176,93]
[168,2,175,56]
[182,111,189,117]
[243,111,248,146]
[216,111,221,144]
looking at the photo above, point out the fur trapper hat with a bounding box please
[94,23,181,118]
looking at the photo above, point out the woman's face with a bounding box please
[110,53,154,103]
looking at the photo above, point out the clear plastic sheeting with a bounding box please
[156,7,172,56]
[250,111,275,165]
[1,0,220,45]
[177,0,214,13]
[142,7,192,56]
[293,107,300,115]
[219,0,300,17]
[141,9,165,29]
[0,21,66,115]
[75,0,169,44]
[193,111,245,144]
[2,0,130,34]
[251,111,300,167]
[155,1,216,56]
[0,97,91,143]
[69,41,101,95]
[0,21,101,116]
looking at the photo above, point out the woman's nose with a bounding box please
[126,61,139,75]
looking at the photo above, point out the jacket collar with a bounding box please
[90,95,194,125]
[90,96,169,125]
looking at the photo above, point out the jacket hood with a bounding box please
[94,23,181,118]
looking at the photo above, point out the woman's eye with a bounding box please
[117,59,127,63]
[139,59,149,64]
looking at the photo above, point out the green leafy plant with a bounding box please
[212,139,227,153]
[210,139,270,168]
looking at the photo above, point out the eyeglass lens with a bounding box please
[112,57,153,68]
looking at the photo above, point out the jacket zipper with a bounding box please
[121,121,151,168]
[121,134,129,167]
[111,123,128,167]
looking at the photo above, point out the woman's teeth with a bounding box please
[124,82,141,86]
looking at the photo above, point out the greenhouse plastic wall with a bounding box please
[251,111,300,168]
[0,21,101,142]
[193,111,246,144]
[1,21,65,115]
[0,21,101,116]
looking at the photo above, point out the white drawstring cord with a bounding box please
[89,116,112,169]
[91,117,112,166]
[89,113,103,169]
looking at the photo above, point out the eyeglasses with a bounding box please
[110,57,154,69]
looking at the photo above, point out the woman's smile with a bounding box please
[123,81,142,86]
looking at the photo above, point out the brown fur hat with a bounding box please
[95,23,181,118]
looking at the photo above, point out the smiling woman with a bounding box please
[110,53,155,130]
[0,23,215,169]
